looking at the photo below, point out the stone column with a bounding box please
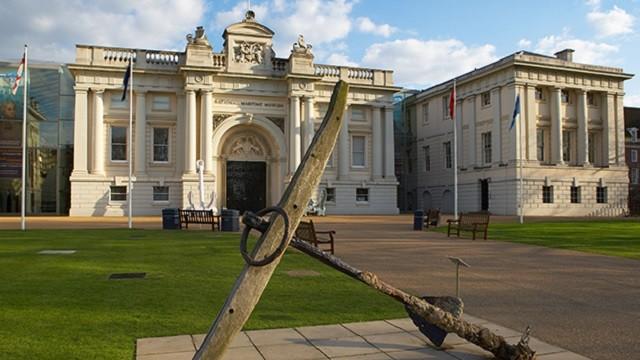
[289,96,301,173]
[615,94,625,165]
[551,87,563,165]
[176,93,186,174]
[525,85,537,161]
[303,97,315,153]
[201,90,213,174]
[372,105,383,179]
[134,90,146,175]
[92,90,105,175]
[72,87,88,175]
[338,105,350,180]
[185,90,197,174]
[384,106,395,178]
[491,87,502,164]
[600,93,616,166]
[468,96,477,168]
[577,90,588,165]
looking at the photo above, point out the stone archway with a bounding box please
[212,114,286,212]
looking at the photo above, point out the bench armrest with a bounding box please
[447,219,459,224]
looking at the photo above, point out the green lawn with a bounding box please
[439,220,640,259]
[0,229,405,360]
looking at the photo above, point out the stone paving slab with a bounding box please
[135,317,591,360]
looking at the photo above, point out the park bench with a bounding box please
[294,220,335,254]
[447,212,490,240]
[178,209,220,231]
[423,208,440,229]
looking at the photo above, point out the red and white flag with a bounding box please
[448,82,456,120]
[11,52,25,96]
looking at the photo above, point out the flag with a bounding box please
[448,83,456,120]
[11,53,25,96]
[510,94,521,131]
[121,59,132,101]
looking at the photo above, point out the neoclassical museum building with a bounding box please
[68,11,400,216]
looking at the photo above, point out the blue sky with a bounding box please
[1,0,638,105]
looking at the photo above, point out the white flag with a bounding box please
[11,53,25,96]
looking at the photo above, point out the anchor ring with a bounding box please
[239,206,290,267]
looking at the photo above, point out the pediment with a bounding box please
[224,21,274,39]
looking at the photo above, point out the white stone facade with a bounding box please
[402,50,633,216]
[68,13,399,216]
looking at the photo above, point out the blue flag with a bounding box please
[121,59,131,101]
[510,94,520,131]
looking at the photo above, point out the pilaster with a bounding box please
[384,106,395,179]
[134,90,146,176]
[92,90,105,175]
[602,93,614,166]
[525,85,537,161]
[468,95,477,167]
[551,87,563,165]
[72,87,88,175]
[202,90,214,174]
[491,87,502,164]
[185,90,197,174]
[338,105,350,180]
[303,96,314,154]
[372,105,383,179]
[577,90,588,165]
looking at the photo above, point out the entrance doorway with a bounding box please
[480,179,489,211]
[226,161,266,214]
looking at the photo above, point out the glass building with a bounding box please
[0,61,74,215]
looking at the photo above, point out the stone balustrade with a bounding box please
[314,64,393,86]
[212,53,226,68]
[76,45,184,71]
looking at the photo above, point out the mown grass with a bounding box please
[0,229,405,360]
[436,220,640,259]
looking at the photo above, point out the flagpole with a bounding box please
[20,44,28,231]
[453,79,458,220]
[518,101,524,224]
[128,55,133,229]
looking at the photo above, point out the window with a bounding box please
[351,107,366,121]
[562,130,571,163]
[442,96,449,120]
[588,132,596,164]
[631,149,638,163]
[570,186,581,204]
[482,132,492,164]
[481,91,491,106]
[356,188,369,202]
[561,90,570,103]
[422,103,429,124]
[325,188,336,203]
[111,126,127,161]
[596,186,608,204]
[443,141,452,169]
[110,186,127,201]
[537,128,545,162]
[152,95,171,111]
[424,146,430,171]
[542,186,553,204]
[153,186,169,202]
[587,92,596,106]
[351,136,365,167]
[110,93,127,109]
[535,87,544,101]
[153,128,169,162]
[632,168,640,185]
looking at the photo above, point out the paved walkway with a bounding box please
[136,317,588,360]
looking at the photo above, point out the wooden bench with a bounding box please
[178,209,220,231]
[295,220,335,254]
[447,212,490,240]
[423,208,440,229]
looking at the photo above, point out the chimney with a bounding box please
[554,49,575,62]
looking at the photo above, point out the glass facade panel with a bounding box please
[0,62,74,214]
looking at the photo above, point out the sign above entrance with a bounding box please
[214,97,285,112]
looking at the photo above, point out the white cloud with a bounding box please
[534,33,618,65]
[214,1,270,30]
[586,0,601,9]
[0,0,205,62]
[325,53,358,67]
[356,17,397,37]
[271,0,354,56]
[518,38,532,48]
[625,94,640,107]
[361,38,497,88]
[587,5,635,37]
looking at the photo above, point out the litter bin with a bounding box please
[221,209,240,232]
[413,210,424,231]
[162,208,181,230]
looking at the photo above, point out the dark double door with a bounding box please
[226,161,266,214]
[480,179,489,211]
